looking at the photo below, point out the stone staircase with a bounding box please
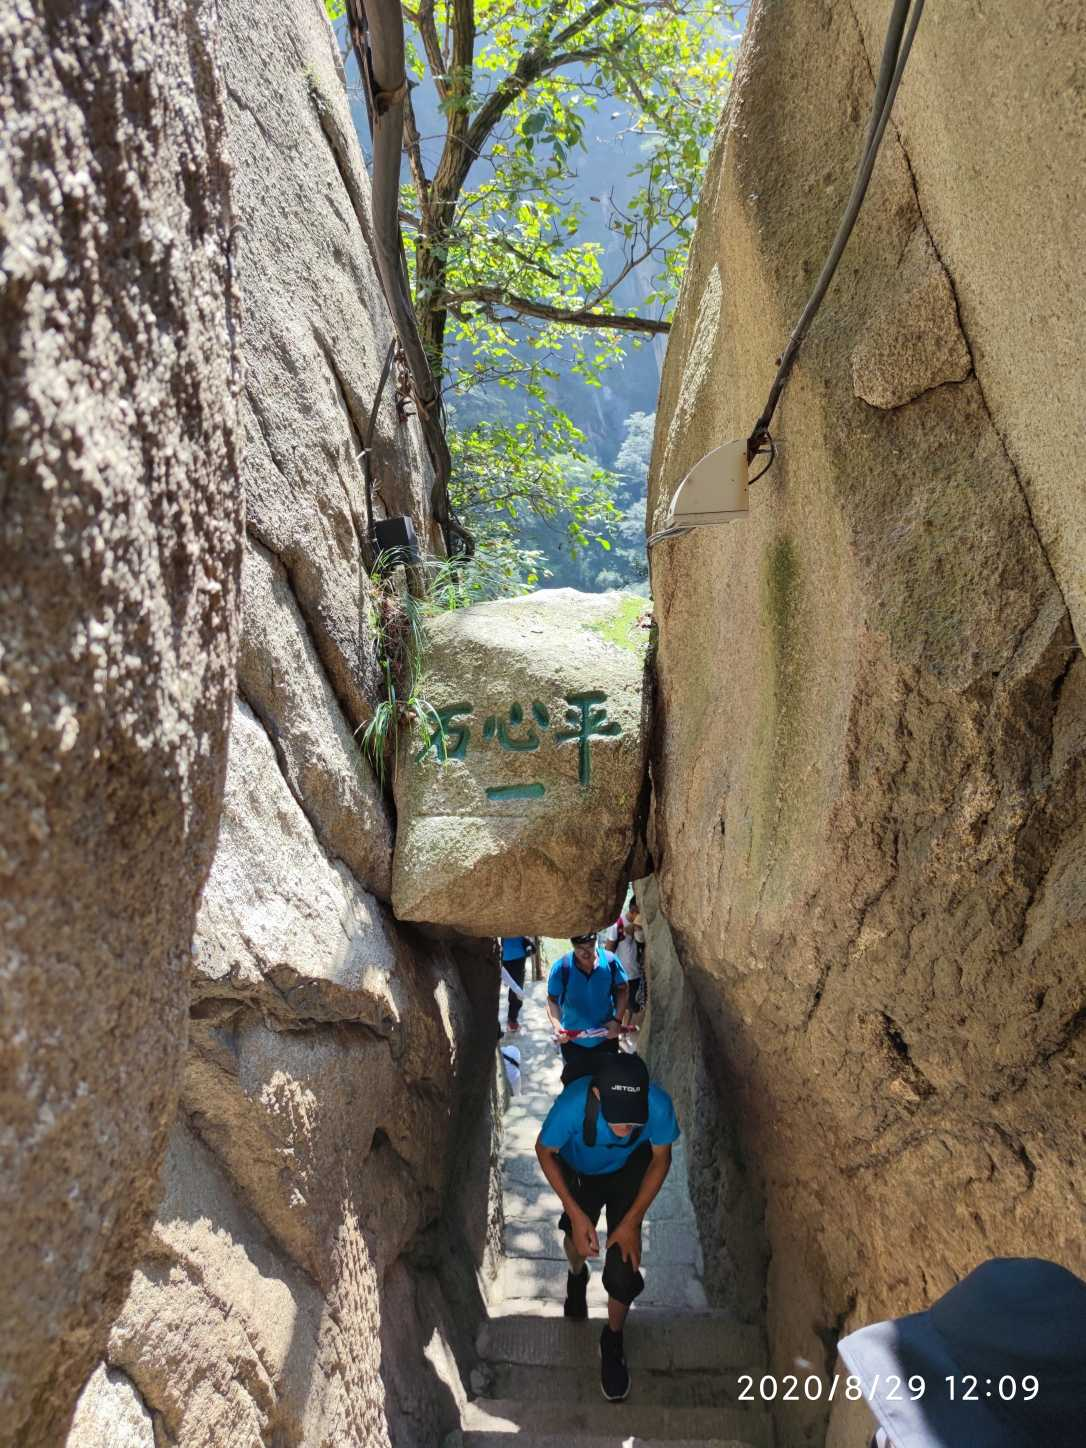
[456,981,772,1447]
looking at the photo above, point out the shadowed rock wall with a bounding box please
[638,875,766,1324]
[65,1,501,1443]
[0,2,243,1441]
[648,3,1085,1444]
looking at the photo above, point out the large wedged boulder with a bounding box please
[648,4,1086,1445]
[392,589,652,935]
[0,3,242,1441]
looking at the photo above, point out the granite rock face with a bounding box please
[392,589,652,935]
[66,1367,155,1448]
[0,3,242,1442]
[224,0,437,735]
[638,875,765,1324]
[73,695,501,1448]
[65,3,501,1444]
[648,4,1085,1445]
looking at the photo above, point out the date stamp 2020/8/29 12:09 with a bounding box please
[735,1372,1042,1405]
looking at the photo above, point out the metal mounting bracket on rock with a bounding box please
[650,0,926,551]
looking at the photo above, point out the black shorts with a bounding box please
[627,975,647,1013]
[557,1141,652,1237]
[560,1037,619,1085]
[557,1142,652,1305]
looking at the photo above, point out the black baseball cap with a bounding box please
[593,1053,650,1125]
[570,932,597,945]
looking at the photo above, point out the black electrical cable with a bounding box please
[746,0,926,467]
[361,337,397,555]
[346,0,475,559]
[648,0,925,553]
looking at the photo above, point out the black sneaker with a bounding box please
[563,1265,589,1319]
[599,1325,630,1401]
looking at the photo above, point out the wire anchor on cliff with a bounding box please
[345,0,474,560]
[648,0,926,550]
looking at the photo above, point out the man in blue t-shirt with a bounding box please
[535,1052,680,1402]
[500,936,534,1033]
[546,931,629,1084]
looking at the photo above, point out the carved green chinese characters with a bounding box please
[415,703,472,763]
[555,691,622,787]
[415,692,624,794]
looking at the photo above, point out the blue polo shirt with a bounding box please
[538,1075,680,1175]
[501,937,532,962]
[547,948,627,1046]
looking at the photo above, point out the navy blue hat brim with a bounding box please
[839,1311,1007,1447]
[838,1308,1084,1447]
[839,1259,1086,1447]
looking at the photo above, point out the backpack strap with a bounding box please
[583,1085,601,1147]
[608,953,620,1003]
[558,951,621,1009]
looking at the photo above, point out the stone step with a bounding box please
[462,1439,761,1448]
[498,1254,709,1310]
[505,1218,705,1269]
[468,1399,772,1445]
[461,1432,762,1448]
[478,1312,764,1374]
[487,1361,753,1409]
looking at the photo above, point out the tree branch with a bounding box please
[406,0,449,100]
[402,87,433,222]
[550,0,621,53]
[440,285,670,333]
[429,0,477,217]
[450,0,622,200]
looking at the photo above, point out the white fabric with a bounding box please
[615,934,639,977]
[501,965,526,998]
[499,1045,521,1094]
[600,912,642,979]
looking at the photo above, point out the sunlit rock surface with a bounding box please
[0,3,242,1441]
[647,3,1086,1445]
[392,589,652,936]
[65,2,501,1444]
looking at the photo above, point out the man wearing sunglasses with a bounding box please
[535,1053,680,1403]
[546,930,629,1085]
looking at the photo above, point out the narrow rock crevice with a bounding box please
[243,521,375,735]
[310,324,378,553]
[235,673,383,891]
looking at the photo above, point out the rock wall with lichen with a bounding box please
[0,3,243,1442]
[647,3,1085,1445]
[64,2,502,1444]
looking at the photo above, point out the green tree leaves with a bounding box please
[333,1,736,586]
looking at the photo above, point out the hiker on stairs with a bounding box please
[534,1053,680,1403]
[546,930,629,1085]
[500,935,534,1033]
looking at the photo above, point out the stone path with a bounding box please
[455,981,773,1447]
